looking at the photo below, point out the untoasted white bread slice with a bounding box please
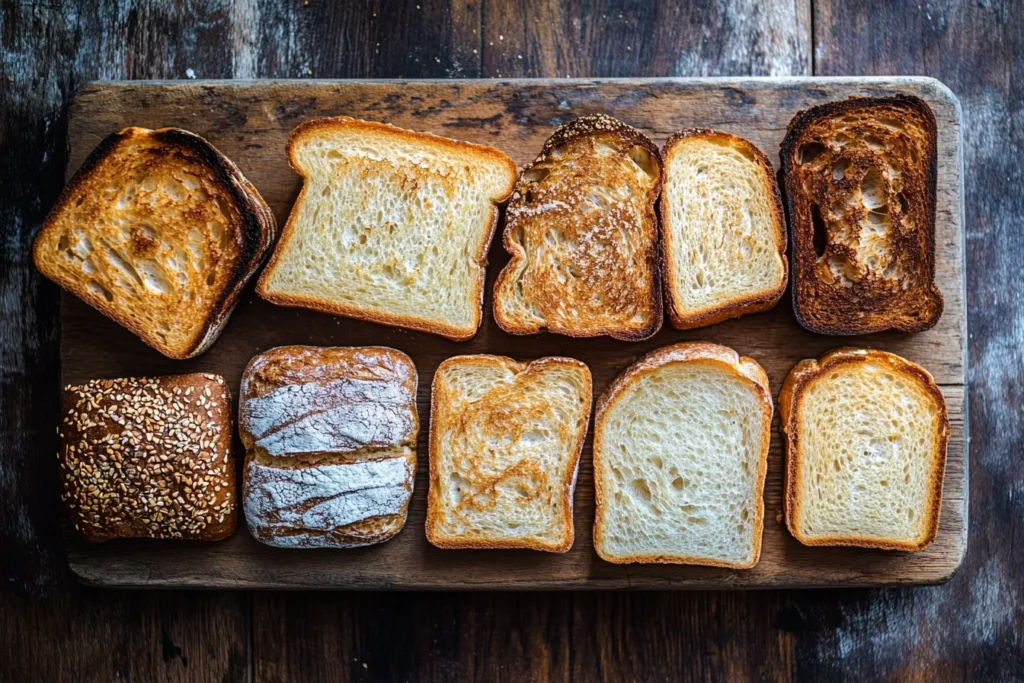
[593,343,772,567]
[257,117,518,341]
[780,348,950,551]
[660,129,787,329]
[33,127,275,359]
[426,355,592,552]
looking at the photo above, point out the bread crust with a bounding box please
[780,96,943,334]
[779,347,950,551]
[33,127,276,359]
[256,116,518,341]
[493,114,664,341]
[426,355,592,552]
[593,342,772,567]
[659,129,788,329]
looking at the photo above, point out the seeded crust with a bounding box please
[59,374,236,543]
[493,115,664,341]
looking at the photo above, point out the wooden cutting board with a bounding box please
[60,77,967,589]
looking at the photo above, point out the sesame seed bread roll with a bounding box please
[58,374,236,543]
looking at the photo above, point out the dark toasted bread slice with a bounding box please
[660,129,788,329]
[780,96,943,334]
[493,115,663,341]
[33,127,275,359]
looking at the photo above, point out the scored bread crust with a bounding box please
[593,342,772,567]
[779,347,950,551]
[780,96,943,335]
[33,127,276,359]
[660,129,788,329]
[493,114,664,341]
[425,354,592,552]
[256,116,518,341]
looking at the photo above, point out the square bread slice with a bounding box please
[593,343,772,568]
[780,348,950,551]
[492,115,664,341]
[660,129,788,329]
[33,127,276,359]
[257,117,518,341]
[426,355,592,552]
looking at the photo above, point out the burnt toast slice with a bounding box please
[780,96,943,334]
[493,115,663,341]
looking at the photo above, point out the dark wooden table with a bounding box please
[1,1,1020,681]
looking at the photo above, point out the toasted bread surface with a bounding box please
[780,348,950,551]
[33,127,275,359]
[780,96,943,334]
[660,129,787,329]
[493,115,663,340]
[426,355,592,552]
[593,343,772,567]
[257,117,517,341]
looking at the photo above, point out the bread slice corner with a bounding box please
[593,342,772,568]
[780,347,950,551]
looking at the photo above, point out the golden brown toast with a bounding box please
[33,127,275,359]
[780,96,943,334]
[493,115,663,340]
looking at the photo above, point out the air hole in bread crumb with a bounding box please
[57,234,69,251]
[87,280,114,302]
[797,142,825,165]
[811,205,827,258]
[833,158,851,180]
[671,476,685,491]
[630,478,652,502]
[522,166,550,184]
[896,192,910,214]
[628,146,657,178]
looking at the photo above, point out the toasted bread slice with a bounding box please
[780,348,949,551]
[426,355,592,552]
[780,96,943,334]
[33,127,275,359]
[593,343,772,567]
[257,117,517,341]
[493,115,663,340]
[660,129,787,329]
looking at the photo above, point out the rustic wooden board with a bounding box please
[60,77,966,589]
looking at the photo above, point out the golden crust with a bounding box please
[660,129,788,329]
[593,342,772,568]
[256,116,518,341]
[779,347,950,551]
[425,355,592,552]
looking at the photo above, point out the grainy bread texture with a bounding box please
[660,129,787,329]
[33,127,276,359]
[257,117,518,341]
[493,115,663,340]
[426,355,592,552]
[239,346,419,549]
[593,343,772,567]
[780,96,943,334]
[59,374,236,543]
[780,348,950,551]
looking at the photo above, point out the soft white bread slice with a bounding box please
[780,348,950,551]
[34,127,276,359]
[593,343,772,567]
[660,129,787,329]
[426,355,592,552]
[257,117,518,341]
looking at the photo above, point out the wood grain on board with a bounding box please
[59,77,965,589]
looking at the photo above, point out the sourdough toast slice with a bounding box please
[660,129,787,329]
[493,115,663,340]
[426,355,592,552]
[257,117,518,341]
[593,343,772,567]
[780,96,943,334]
[34,127,275,359]
[780,348,950,551]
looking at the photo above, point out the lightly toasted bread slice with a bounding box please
[780,95,943,334]
[257,116,518,341]
[660,129,787,329]
[492,114,663,341]
[780,348,950,551]
[426,355,592,552]
[593,343,772,568]
[33,127,276,359]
